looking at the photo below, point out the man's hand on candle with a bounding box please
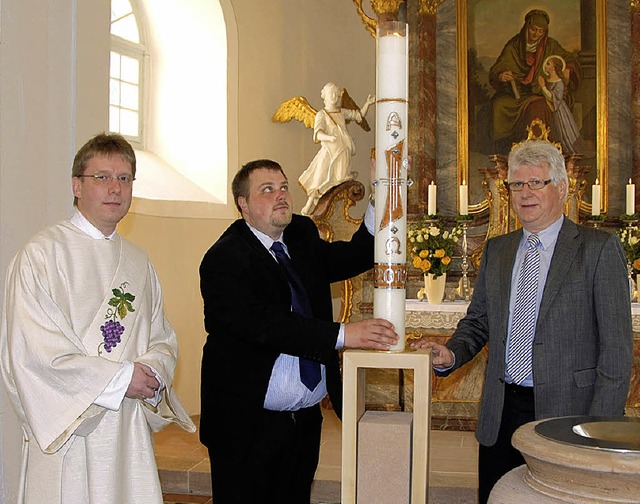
[344,319,398,350]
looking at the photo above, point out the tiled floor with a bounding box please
[155,408,478,501]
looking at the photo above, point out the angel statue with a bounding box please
[273,82,375,215]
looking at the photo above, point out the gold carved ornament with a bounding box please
[311,181,366,323]
[353,0,443,37]
[352,0,411,37]
[417,0,445,16]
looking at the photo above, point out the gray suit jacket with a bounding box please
[441,217,633,446]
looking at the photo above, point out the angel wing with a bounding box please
[272,96,317,129]
[341,88,371,132]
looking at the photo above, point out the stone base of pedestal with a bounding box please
[357,411,413,504]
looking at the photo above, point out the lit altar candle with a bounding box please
[459,181,469,215]
[373,20,408,352]
[627,179,636,215]
[428,181,437,216]
[591,179,601,216]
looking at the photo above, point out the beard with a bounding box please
[270,210,292,230]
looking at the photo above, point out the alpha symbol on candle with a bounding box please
[386,111,402,130]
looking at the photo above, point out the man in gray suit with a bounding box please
[413,140,633,503]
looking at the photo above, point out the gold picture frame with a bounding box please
[457,0,608,214]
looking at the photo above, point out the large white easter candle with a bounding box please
[373,20,409,353]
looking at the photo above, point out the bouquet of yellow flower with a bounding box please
[408,222,462,278]
[618,226,640,271]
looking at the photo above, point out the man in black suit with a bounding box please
[412,140,633,503]
[199,159,398,503]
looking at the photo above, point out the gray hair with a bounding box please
[508,140,568,201]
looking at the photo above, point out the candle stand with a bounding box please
[455,216,473,301]
[621,216,639,302]
[584,215,605,229]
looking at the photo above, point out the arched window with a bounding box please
[110,0,145,146]
[109,0,238,217]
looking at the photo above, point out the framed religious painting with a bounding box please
[457,0,607,214]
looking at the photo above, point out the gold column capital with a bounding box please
[632,0,640,10]
[353,0,407,38]
[370,0,405,16]
[418,0,445,16]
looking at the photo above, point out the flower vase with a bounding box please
[425,272,446,304]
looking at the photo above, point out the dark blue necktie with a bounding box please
[270,241,322,391]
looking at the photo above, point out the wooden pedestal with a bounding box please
[342,349,432,503]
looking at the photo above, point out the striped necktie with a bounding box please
[507,234,541,385]
[270,241,322,391]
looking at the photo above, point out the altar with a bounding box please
[394,300,640,430]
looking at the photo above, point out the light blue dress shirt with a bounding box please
[247,204,375,411]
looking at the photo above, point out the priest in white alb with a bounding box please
[0,133,196,503]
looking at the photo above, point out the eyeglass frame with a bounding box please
[75,174,136,185]
[506,178,553,192]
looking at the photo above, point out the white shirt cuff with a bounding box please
[94,361,133,410]
[94,361,166,410]
[336,323,346,350]
[364,202,375,235]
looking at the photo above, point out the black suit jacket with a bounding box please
[441,217,633,446]
[199,215,373,456]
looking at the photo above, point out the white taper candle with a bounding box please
[428,182,437,216]
[627,179,636,215]
[459,181,469,216]
[591,179,601,216]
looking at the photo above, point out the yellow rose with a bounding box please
[421,259,432,271]
[419,250,429,258]
[634,258,640,271]
[413,256,422,268]
[441,256,451,266]
[434,249,445,258]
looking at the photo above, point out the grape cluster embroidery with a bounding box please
[98,282,135,355]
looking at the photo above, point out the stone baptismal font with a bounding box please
[490,416,640,503]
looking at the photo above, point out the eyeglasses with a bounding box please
[507,179,552,192]
[76,174,135,185]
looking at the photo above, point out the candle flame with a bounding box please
[594,178,599,185]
